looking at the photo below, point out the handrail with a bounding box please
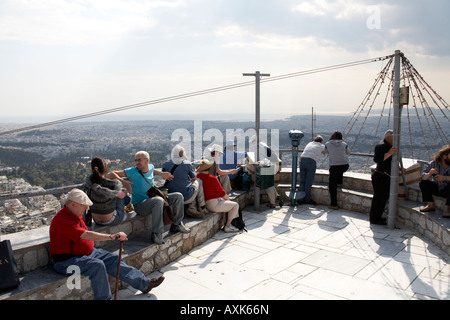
[0,152,429,202]
[0,184,82,201]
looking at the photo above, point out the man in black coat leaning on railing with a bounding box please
[369,130,398,225]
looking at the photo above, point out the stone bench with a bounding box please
[276,183,374,214]
[0,191,250,300]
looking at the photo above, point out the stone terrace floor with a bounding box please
[117,204,450,300]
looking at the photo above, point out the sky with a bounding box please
[1,0,449,123]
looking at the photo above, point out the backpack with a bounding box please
[224,207,247,232]
[234,167,244,190]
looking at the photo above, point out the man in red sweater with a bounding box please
[50,188,164,300]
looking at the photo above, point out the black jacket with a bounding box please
[373,139,393,174]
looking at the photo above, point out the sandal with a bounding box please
[419,206,436,212]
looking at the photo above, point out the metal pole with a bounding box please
[243,71,270,210]
[388,50,402,229]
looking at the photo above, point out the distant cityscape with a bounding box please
[0,113,448,234]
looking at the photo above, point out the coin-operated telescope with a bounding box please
[288,130,304,206]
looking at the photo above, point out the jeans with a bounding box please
[299,157,317,201]
[53,248,150,300]
[134,192,184,234]
[93,196,127,226]
[329,164,349,207]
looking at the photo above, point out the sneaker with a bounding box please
[185,207,204,219]
[170,222,191,234]
[224,225,239,233]
[123,211,137,221]
[151,232,165,244]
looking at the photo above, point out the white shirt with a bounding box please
[301,141,325,161]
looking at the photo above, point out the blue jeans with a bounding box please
[53,248,150,300]
[299,157,317,201]
[93,196,128,226]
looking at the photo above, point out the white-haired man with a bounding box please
[109,151,190,244]
[162,145,208,218]
[369,130,398,225]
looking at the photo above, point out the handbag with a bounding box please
[0,240,20,291]
[138,169,175,225]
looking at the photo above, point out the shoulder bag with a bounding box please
[138,169,175,225]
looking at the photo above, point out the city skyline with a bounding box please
[1,0,449,123]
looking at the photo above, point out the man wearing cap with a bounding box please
[50,188,164,300]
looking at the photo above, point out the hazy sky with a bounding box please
[1,0,449,122]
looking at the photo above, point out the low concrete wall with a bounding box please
[2,171,449,299]
[1,191,252,300]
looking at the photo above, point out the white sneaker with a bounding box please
[224,225,239,233]
[123,211,137,221]
[151,232,165,244]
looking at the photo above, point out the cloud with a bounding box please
[0,0,449,121]
[0,0,185,45]
[291,0,368,20]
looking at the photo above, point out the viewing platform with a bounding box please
[1,169,449,300]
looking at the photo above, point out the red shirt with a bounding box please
[49,206,94,257]
[197,173,226,201]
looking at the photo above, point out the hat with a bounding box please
[67,188,93,206]
[195,159,214,172]
[207,144,223,154]
[171,145,187,165]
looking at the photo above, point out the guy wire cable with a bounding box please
[0,55,394,136]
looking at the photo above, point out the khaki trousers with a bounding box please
[206,198,239,224]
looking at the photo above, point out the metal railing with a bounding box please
[0,151,429,202]
[0,184,82,201]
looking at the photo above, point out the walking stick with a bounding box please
[114,241,123,300]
